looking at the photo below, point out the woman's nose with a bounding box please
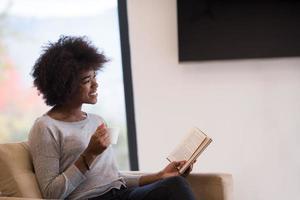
[92,79,98,89]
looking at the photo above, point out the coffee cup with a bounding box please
[107,127,120,145]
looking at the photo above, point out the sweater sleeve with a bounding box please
[119,172,142,188]
[28,121,86,199]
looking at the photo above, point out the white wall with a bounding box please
[127,1,300,200]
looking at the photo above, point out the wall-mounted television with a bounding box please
[177,0,300,61]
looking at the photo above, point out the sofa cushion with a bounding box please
[0,142,42,198]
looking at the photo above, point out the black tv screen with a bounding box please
[177,0,300,61]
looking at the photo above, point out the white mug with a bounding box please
[107,127,120,145]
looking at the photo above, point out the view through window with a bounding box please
[0,0,130,169]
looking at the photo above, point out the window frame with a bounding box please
[117,0,139,170]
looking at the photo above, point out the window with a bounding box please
[0,0,137,170]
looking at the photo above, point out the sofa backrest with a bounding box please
[0,142,42,198]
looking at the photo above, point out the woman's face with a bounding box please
[75,69,99,105]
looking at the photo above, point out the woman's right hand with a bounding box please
[84,123,110,157]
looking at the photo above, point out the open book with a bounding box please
[167,127,212,174]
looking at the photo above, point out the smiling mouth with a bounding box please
[89,92,98,97]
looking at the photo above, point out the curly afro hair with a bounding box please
[31,35,108,106]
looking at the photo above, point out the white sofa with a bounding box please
[0,142,233,200]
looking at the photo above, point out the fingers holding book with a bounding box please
[181,160,196,177]
[173,160,186,171]
[160,161,182,177]
[160,160,188,178]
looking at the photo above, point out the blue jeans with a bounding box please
[89,176,196,200]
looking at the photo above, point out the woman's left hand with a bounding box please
[159,161,185,178]
[181,162,194,177]
[139,160,195,186]
[160,160,195,179]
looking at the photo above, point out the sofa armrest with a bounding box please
[187,173,233,200]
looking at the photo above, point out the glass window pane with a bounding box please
[0,0,129,170]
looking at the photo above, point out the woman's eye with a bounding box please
[81,72,96,84]
[82,79,91,84]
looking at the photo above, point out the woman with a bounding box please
[29,36,196,200]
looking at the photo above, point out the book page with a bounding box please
[167,128,207,162]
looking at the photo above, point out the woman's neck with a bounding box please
[47,104,87,122]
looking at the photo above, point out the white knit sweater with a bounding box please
[28,113,140,200]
